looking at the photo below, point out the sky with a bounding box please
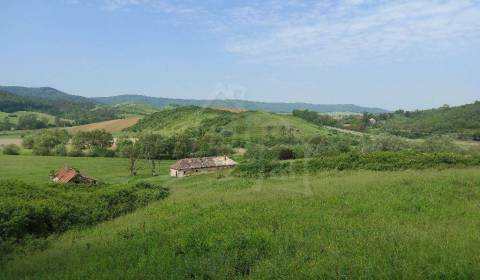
[1,0,479,110]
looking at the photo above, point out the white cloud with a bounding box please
[82,0,480,64]
[223,0,480,64]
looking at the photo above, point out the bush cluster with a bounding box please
[0,180,169,259]
[234,151,480,177]
[2,144,20,155]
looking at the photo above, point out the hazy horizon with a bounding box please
[1,0,479,111]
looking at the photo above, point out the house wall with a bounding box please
[170,165,235,177]
[170,169,184,177]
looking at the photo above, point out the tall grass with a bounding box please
[1,165,480,279]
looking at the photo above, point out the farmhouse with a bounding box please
[51,166,97,184]
[170,156,237,177]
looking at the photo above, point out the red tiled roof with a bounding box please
[53,166,79,183]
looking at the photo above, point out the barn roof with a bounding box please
[171,156,237,170]
[54,167,79,183]
[53,166,96,184]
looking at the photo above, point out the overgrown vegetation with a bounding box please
[293,102,480,141]
[234,151,480,177]
[0,180,169,262]
[2,144,20,155]
[377,102,480,140]
[1,163,480,279]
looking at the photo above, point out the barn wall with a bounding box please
[179,165,235,177]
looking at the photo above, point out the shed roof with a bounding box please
[170,156,237,170]
[53,166,96,184]
[54,167,79,183]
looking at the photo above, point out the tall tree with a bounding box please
[138,133,164,176]
[117,136,141,176]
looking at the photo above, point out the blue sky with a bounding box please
[1,0,479,110]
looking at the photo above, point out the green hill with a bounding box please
[0,86,93,105]
[94,94,389,113]
[112,103,160,118]
[0,87,119,126]
[130,106,329,141]
[0,111,71,125]
[0,91,56,114]
[380,101,480,139]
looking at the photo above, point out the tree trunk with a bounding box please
[129,155,137,176]
[151,159,157,176]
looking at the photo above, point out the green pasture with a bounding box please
[1,154,480,279]
[0,111,70,125]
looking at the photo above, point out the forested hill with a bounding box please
[0,86,93,105]
[0,86,119,125]
[0,91,56,114]
[94,94,388,113]
[381,101,480,139]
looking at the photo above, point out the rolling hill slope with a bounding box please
[0,86,93,105]
[380,101,480,139]
[0,86,120,125]
[66,117,142,134]
[94,94,388,113]
[129,106,330,141]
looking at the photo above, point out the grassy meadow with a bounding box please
[1,154,480,279]
[0,111,68,126]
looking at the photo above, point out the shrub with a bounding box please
[0,180,170,255]
[277,146,295,160]
[32,130,70,156]
[2,144,20,155]
[420,136,461,153]
[67,148,84,157]
[234,152,480,177]
[21,136,35,149]
[53,145,67,156]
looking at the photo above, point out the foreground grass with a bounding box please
[1,155,479,279]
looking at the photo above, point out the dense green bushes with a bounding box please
[2,144,20,155]
[377,101,480,140]
[0,180,169,260]
[234,152,480,177]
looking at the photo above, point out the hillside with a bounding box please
[112,103,160,117]
[130,106,329,140]
[0,86,93,105]
[1,155,480,278]
[379,101,480,139]
[66,116,142,134]
[0,111,71,126]
[0,91,56,114]
[94,94,388,113]
[0,86,119,125]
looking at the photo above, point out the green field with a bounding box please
[0,111,71,125]
[112,103,160,118]
[1,154,480,279]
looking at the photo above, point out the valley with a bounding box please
[1,86,479,279]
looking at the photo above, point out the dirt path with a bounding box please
[0,138,22,146]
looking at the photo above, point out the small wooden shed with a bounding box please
[51,166,97,184]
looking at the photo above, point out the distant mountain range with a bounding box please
[0,85,389,114]
[93,94,389,113]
